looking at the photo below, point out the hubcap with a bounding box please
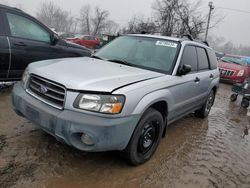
[205,92,214,113]
[138,120,159,154]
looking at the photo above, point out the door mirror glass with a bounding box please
[178,64,192,75]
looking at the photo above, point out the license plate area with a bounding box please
[25,105,55,133]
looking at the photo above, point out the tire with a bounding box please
[195,90,215,118]
[230,94,238,102]
[123,108,164,166]
[241,98,249,108]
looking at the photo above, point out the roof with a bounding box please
[0,4,23,12]
[127,34,182,42]
[127,34,211,49]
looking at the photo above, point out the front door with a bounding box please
[0,9,9,79]
[169,45,201,121]
[3,11,58,79]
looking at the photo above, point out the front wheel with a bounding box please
[195,90,215,118]
[123,108,164,166]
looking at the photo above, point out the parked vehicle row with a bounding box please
[12,34,219,165]
[218,54,250,84]
[0,4,91,81]
[65,35,102,49]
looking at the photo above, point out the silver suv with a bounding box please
[12,34,219,165]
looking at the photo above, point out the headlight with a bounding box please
[74,94,125,114]
[21,69,29,88]
[237,69,245,77]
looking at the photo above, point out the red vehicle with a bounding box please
[218,54,250,84]
[66,35,101,49]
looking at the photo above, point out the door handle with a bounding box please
[13,42,27,47]
[209,74,214,79]
[194,77,200,83]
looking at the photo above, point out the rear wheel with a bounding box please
[123,108,164,166]
[195,90,215,118]
[241,98,249,108]
[230,94,238,102]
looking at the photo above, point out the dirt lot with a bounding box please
[0,83,250,188]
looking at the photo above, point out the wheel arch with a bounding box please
[132,90,174,137]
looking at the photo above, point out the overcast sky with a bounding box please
[1,0,250,45]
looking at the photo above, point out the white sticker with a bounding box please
[155,41,178,48]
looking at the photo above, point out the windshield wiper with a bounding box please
[228,60,241,65]
[91,55,103,60]
[221,59,241,65]
[107,59,133,66]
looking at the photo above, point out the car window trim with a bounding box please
[3,9,53,43]
[207,49,217,70]
[196,46,210,71]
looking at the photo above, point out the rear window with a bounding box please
[207,49,218,69]
[197,47,209,70]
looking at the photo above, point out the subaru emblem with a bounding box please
[40,85,48,94]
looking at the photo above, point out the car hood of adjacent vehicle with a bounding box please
[218,61,246,71]
[64,40,87,50]
[29,57,164,92]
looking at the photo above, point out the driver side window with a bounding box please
[180,46,198,73]
[6,12,50,43]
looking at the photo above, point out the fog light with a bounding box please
[81,133,94,146]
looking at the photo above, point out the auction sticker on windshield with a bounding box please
[155,41,178,48]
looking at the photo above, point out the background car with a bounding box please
[0,4,91,81]
[218,54,250,84]
[66,35,101,49]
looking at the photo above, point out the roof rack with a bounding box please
[202,41,209,46]
[182,34,193,41]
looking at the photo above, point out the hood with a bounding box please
[29,57,164,92]
[64,40,87,50]
[218,61,246,71]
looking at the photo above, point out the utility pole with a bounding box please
[205,1,214,41]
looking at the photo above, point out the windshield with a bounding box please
[221,56,247,65]
[95,36,180,74]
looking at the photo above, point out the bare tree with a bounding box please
[152,0,213,39]
[92,7,109,36]
[36,2,75,33]
[78,4,117,36]
[102,20,119,35]
[153,0,180,36]
[122,16,157,34]
[79,4,91,35]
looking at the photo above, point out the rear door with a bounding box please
[195,47,214,102]
[0,8,10,79]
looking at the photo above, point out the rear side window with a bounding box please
[196,47,209,70]
[207,49,218,69]
[6,12,50,42]
[180,46,198,72]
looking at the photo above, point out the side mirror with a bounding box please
[51,33,59,45]
[177,64,191,76]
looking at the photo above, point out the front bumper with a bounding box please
[12,83,140,152]
[220,76,245,84]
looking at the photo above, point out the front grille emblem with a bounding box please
[40,85,48,94]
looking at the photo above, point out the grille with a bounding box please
[219,68,235,76]
[27,75,66,109]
